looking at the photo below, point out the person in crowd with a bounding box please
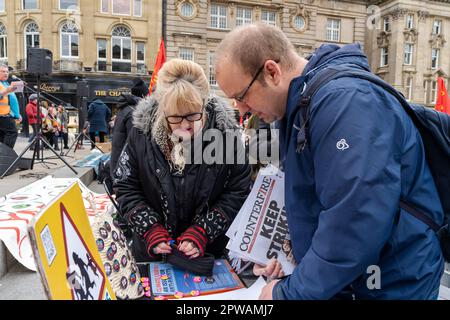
[215,22,444,300]
[42,104,60,150]
[87,98,111,149]
[110,77,149,179]
[243,114,273,181]
[41,101,52,148]
[0,64,21,149]
[113,59,251,262]
[57,105,69,149]
[25,94,38,143]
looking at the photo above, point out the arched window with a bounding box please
[111,25,131,72]
[0,23,7,60]
[60,21,79,58]
[24,22,40,59]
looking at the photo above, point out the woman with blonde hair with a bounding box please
[114,59,251,261]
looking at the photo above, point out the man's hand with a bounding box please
[259,279,280,300]
[253,259,284,281]
[1,85,15,96]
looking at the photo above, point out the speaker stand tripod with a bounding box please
[64,130,105,156]
[0,75,78,179]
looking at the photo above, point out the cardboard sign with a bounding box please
[28,182,116,300]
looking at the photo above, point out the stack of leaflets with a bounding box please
[226,165,296,275]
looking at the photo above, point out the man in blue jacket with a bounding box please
[215,23,444,299]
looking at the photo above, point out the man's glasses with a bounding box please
[165,112,203,124]
[234,59,279,103]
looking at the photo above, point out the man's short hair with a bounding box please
[216,23,296,80]
[0,64,9,70]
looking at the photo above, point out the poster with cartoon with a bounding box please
[28,182,116,300]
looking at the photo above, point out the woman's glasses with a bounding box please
[165,112,203,124]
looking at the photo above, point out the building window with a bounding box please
[97,39,107,71]
[111,25,131,72]
[236,7,252,27]
[136,41,145,74]
[24,22,40,60]
[23,0,38,10]
[0,0,5,12]
[406,14,414,29]
[181,2,194,18]
[60,21,79,59]
[433,19,442,35]
[60,0,77,10]
[424,80,438,104]
[209,52,217,87]
[0,23,7,61]
[380,47,388,67]
[112,0,130,15]
[179,47,194,61]
[101,0,109,13]
[405,77,413,101]
[210,4,227,29]
[431,48,439,69]
[294,15,306,31]
[326,19,340,42]
[134,0,142,17]
[383,17,390,32]
[404,44,413,65]
[431,80,437,104]
[261,10,276,26]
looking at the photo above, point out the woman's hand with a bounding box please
[253,259,285,281]
[178,241,201,259]
[152,241,172,255]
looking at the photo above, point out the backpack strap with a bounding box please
[296,65,445,234]
[295,68,343,153]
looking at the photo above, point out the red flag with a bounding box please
[148,38,166,95]
[435,77,450,114]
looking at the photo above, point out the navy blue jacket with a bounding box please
[87,99,111,133]
[273,44,444,300]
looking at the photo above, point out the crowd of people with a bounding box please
[25,97,70,151]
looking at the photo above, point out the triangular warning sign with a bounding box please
[61,203,105,300]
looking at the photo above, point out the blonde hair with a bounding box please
[152,59,209,135]
[151,59,210,172]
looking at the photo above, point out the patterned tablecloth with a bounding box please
[0,176,112,271]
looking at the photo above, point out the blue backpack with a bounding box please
[295,65,450,262]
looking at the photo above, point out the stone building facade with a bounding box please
[367,0,450,106]
[165,0,368,94]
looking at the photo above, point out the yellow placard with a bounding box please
[28,182,116,300]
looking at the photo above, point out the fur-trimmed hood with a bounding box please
[132,95,239,135]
